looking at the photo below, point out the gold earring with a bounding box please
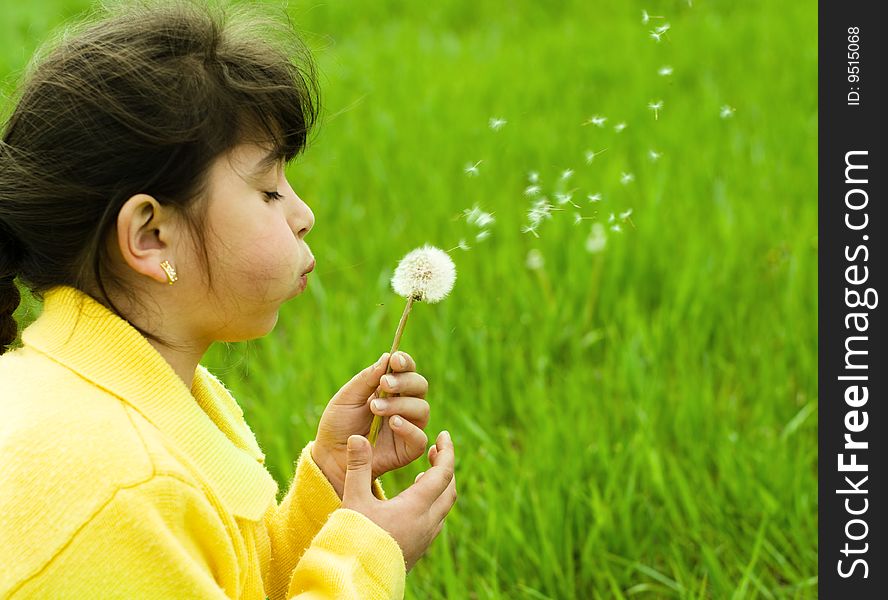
[160,260,178,285]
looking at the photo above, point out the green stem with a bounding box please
[368,295,415,446]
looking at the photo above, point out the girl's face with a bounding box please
[181,141,316,341]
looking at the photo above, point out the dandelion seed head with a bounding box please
[526,249,545,270]
[586,223,607,253]
[489,117,507,131]
[391,244,457,303]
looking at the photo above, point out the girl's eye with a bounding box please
[263,191,284,202]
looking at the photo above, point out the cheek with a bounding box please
[232,227,299,282]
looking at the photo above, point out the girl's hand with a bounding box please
[313,352,431,498]
[341,431,457,572]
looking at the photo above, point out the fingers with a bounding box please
[369,396,430,428]
[335,353,391,405]
[405,431,455,511]
[343,435,375,504]
[378,370,428,397]
[388,351,416,373]
[378,414,428,459]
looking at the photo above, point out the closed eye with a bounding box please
[263,191,284,202]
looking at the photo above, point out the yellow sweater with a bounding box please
[0,285,406,599]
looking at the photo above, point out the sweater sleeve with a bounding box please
[263,441,403,600]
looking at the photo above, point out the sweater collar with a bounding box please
[21,285,278,521]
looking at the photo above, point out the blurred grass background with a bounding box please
[5,0,817,597]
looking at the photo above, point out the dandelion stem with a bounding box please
[368,295,416,446]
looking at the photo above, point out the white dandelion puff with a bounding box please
[464,160,483,176]
[648,100,664,120]
[489,117,507,131]
[586,223,607,253]
[620,172,635,185]
[475,229,491,242]
[614,122,627,133]
[720,105,736,119]
[528,171,540,184]
[585,147,609,164]
[391,245,456,303]
[648,149,662,161]
[524,184,541,196]
[658,65,673,76]
[526,249,545,270]
[587,193,602,203]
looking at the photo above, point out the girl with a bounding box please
[0,1,457,598]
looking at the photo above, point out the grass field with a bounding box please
[4,0,818,597]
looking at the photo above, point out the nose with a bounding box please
[289,190,314,239]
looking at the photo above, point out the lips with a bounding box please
[302,259,316,276]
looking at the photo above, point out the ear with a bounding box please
[116,194,177,285]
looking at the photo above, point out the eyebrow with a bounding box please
[249,149,283,177]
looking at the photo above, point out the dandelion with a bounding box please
[584,148,609,164]
[464,160,483,176]
[525,249,545,270]
[524,184,541,196]
[648,149,662,161]
[463,204,495,228]
[614,122,627,133]
[368,245,456,445]
[641,9,664,24]
[720,105,736,119]
[586,223,607,253]
[648,100,663,120]
[658,65,673,76]
[587,193,602,203]
[528,171,540,184]
[489,117,507,131]
[475,229,491,242]
[620,172,635,185]
[560,168,574,180]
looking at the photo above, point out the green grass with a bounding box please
[5,0,817,597]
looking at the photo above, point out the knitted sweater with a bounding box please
[0,285,405,599]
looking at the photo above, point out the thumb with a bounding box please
[343,435,374,503]
[334,353,390,407]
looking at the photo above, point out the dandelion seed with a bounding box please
[457,239,471,251]
[648,100,663,120]
[581,115,606,127]
[587,193,602,203]
[475,229,491,242]
[560,169,574,180]
[620,172,635,185]
[614,122,627,133]
[608,212,616,224]
[620,208,633,220]
[526,198,556,229]
[521,225,540,238]
[524,184,541,196]
[610,223,623,233]
[642,9,664,24]
[655,23,671,35]
[489,117,507,131]
[556,191,581,208]
[720,105,736,119]
[658,65,673,76]
[463,204,495,228]
[528,171,540,184]
[585,223,607,253]
[526,249,545,270]
[650,30,664,42]
[464,160,483,176]
[648,149,662,161]
[585,147,609,164]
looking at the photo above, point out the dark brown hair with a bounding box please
[0,0,320,355]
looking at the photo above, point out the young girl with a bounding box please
[0,1,456,598]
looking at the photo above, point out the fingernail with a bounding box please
[347,436,358,450]
[384,375,397,389]
[372,399,386,412]
[392,415,403,427]
[376,353,387,368]
[397,352,407,368]
[442,430,451,442]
